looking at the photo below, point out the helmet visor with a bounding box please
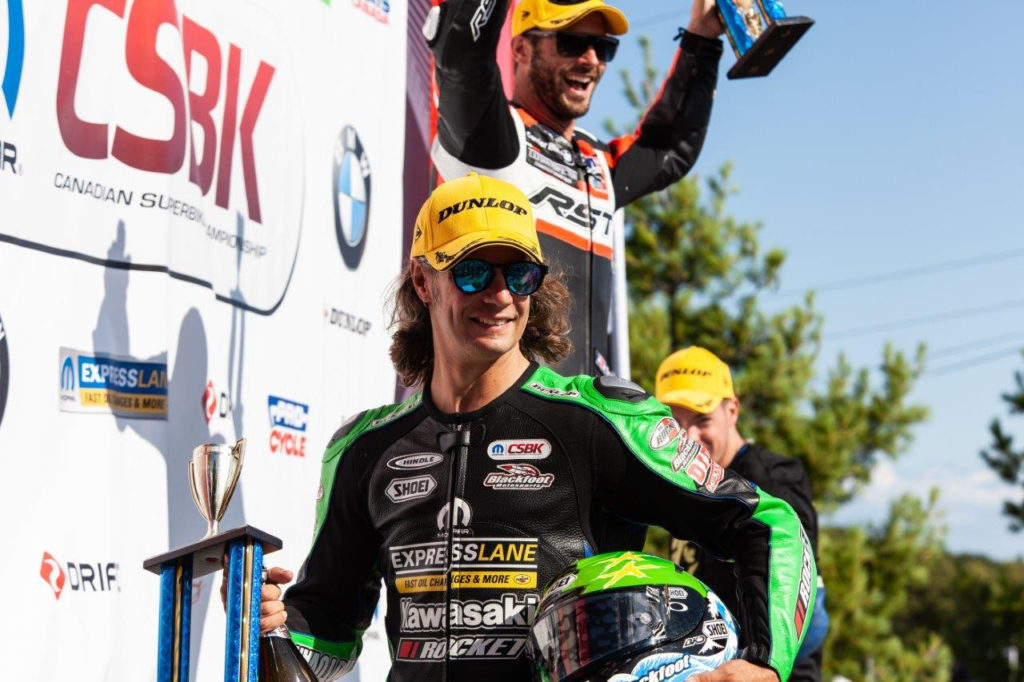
[529,586,703,681]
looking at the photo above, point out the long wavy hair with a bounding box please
[388,261,573,387]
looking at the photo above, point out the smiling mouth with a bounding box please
[564,74,593,94]
[472,316,515,329]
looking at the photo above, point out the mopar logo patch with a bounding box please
[487,439,551,460]
[388,453,444,471]
[386,475,437,503]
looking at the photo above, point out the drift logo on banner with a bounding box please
[0,0,24,175]
[59,347,168,419]
[268,395,308,458]
[0,313,8,429]
[202,380,232,424]
[41,0,305,313]
[39,551,119,600]
[333,125,371,270]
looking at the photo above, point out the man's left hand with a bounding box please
[687,0,726,39]
[689,660,780,681]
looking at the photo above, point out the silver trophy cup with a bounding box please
[145,437,282,681]
[188,438,245,538]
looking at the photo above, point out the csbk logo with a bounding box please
[56,0,275,222]
[487,439,551,460]
[39,0,306,313]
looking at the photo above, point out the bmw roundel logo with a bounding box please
[332,125,371,270]
[0,313,9,429]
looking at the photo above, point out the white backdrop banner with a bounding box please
[0,0,415,678]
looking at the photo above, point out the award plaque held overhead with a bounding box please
[715,0,813,79]
[143,439,285,682]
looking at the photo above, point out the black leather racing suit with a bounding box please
[283,366,815,681]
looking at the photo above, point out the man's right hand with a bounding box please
[687,0,726,39]
[220,565,294,634]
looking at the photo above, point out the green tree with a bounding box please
[981,353,1024,532]
[898,551,1024,681]
[820,492,951,681]
[613,37,944,679]
[610,37,928,512]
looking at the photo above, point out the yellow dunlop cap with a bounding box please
[410,174,543,271]
[513,0,628,37]
[655,346,737,414]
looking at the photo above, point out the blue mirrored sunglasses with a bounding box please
[450,259,549,296]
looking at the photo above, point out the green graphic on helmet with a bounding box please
[547,551,711,598]
[529,552,739,682]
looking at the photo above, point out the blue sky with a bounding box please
[581,0,1024,560]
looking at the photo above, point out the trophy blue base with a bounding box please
[143,525,283,682]
[727,16,814,79]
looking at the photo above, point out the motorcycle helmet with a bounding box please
[528,551,739,681]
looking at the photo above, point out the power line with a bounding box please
[632,10,682,28]
[923,345,1024,378]
[777,248,1024,299]
[825,298,1024,340]
[928,330,1024,360]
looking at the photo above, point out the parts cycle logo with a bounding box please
[333,125,371,270]
[268,395,308,458]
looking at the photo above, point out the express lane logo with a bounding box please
[59,348,168,419]
[332,125,371,270]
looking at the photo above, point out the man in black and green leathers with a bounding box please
[256,174,816,682]
[657,346,828,682]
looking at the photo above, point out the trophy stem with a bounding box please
[205,519,219,538]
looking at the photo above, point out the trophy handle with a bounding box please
[232,437,246,468]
